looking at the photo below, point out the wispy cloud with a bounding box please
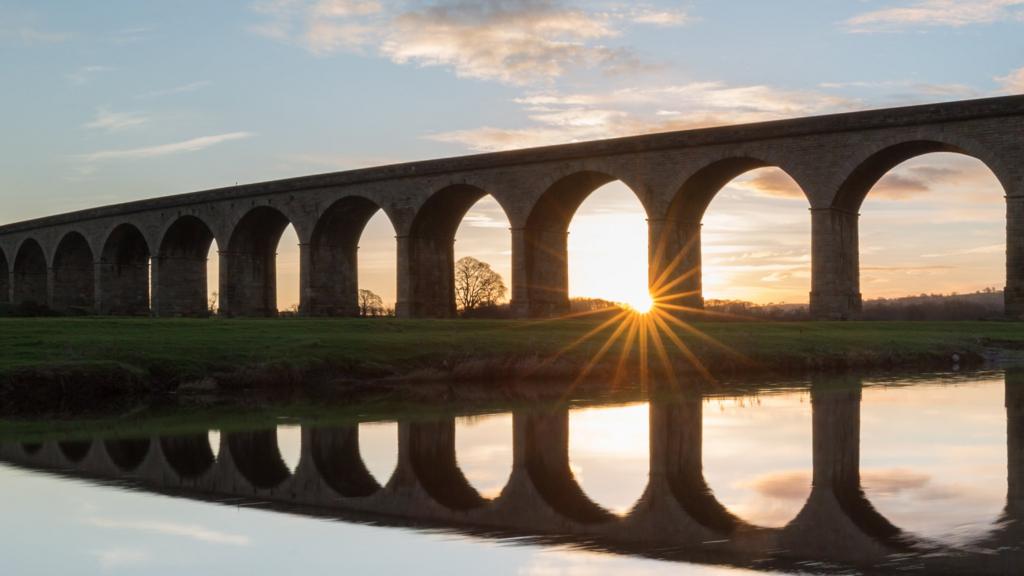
[67,65,113,86]
[0,25,69,44]
[85,517,251,546]
[249,0,677,84]
[137,80,212,99]
[83,108,150,132]
[846,0,1024,32]
[111,26,151,45]
[75,132,254,163]
[997,67,1024,92]
[91,548,149,570]
[921,243,1004,258]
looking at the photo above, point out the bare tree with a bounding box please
[358,288,385,317]
[455,256,507,312]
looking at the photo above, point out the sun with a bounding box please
[627,292,655,314]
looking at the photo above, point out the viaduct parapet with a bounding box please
[1,96,1022,319]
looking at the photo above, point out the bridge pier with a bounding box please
[153,255,210,317]
[221,249,278,317]
[810,208,862,320]
[97,229,151,316]
[1007,194,1024,319]
[648,218,703,312]
[520,228,570,317]
[395,233,456,319]
[1006,368,1024,514]
[2,269,10,305]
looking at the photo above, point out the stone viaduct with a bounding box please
[3,372,1024,573]
[0,95,1022,319]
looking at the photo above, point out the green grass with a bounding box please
[1,316,1022,383]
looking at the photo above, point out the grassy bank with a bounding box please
[1,315,1022,388]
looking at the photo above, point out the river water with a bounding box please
[2,370,1022,574]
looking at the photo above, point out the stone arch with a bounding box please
[155,215,217,317]
[12,238,48,309]
[520,171,647,317]
[221,206,293,317]
[51,232,96,313]
[406,419,486,510]
[308,426,381,497]
[160,434,216,480]
[99,223,151,315]
[58,440,92,464]
[306,196,394,316]
[225,429,292,490]
[103,437,151,472]
[832,139,1010,213]
[400,183,508,318]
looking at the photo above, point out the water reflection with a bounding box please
[2,370,1023,575]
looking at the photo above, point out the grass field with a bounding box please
[1,316,1022,385]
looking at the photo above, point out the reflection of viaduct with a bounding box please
[0,96,1023,319]
[4,372,1024,572]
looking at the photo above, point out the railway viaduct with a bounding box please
[0,95,1022,319]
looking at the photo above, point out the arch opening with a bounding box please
[454,413,514,499]
[358,421,399,487]
[100,224,151,315]
[402,184,493,318]
[58,440,92,463]
[12,239,47,310]
[453,196,511,317]
[223,207,292,317]
[567,404,650,516]
[524,173,647,317]
[853,151,1007,316]
[51,232,95,313]
[104,437,150,472]
[160,433,216,479]
[307,197,392,316]
[156,215,217,317]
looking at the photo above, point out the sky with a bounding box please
[1,0,1022,308]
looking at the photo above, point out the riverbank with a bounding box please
[1,316,1022,414]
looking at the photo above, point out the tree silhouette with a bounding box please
[455,256,506,312]
[358,289,385,317]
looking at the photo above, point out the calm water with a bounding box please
[2,370,1022,574]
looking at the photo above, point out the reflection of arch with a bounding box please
[833,140,1008,213]
[407,420,485,510]
[155,215,216,317]
[518,410,614,523]
[402,184,503,318]
[52,231,96,312]
[226,429,291,490]
[20,442,42,456]
[222,207,292,317]
[0,246,9,304]
[58,440,92,463]
[649,400,742,533]
[309,426,381,497]
[655,158,808,310]
[160,434,216,479]
[12,238,47,308]
[307,197,392,316]
[99,223,151,315]
[520,172,642,317]
[104,438,150,472]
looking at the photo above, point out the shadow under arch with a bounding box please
[405,419,486,510]
[52,231,96,313]
[99,223,151,315]
[0,246,9,304]
[832,139,1010,213]
[518,410,616,524]
[308,426,381,498]
[58,440,92,464]
[655,158,809,311]
[307,196,394,316]
[155,215,217,317]
[20,442,42,456]
[160,433,216,480]
[222,206,293,317]
[12,238,47,308]
[104,438,151,472]
[225,429,292,490]
[402,183,510,318]
[521,171,646,317]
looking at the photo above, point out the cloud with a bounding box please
[85,517,250,546]
[137,80,212,99]
[731,170,806,200]
[997,67,1024,92]
[251,0,659,84]
[846,0,1024,32]
[83,108,150,132]
[92,548,149,570]
[75,132,254,163]
[0,25,69,44]
[921,243,1004,258]
[428,83,857,151]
